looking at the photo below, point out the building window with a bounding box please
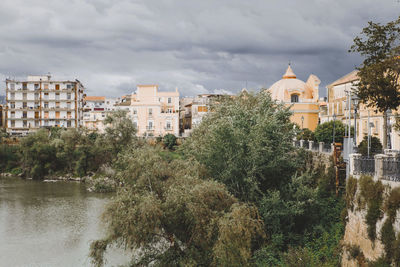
[133,121,138,129]
[11,120,15,127]
[166,121,171,130]
[23,102,27,108]
[67,102,71,109]
[291,94,299,103]
[23,121,27,128]
[44,83,49,90]
[55,93,60,100]
[10,112,15,118]
[44,93,49,100]
[10,92,15,100]
[34,84,39,90]
[10,102,15,108]
[9,83,15,90]
[44,120,49,126]
[133,109,137,115]
[44,102,49,108]
[148,108,153,115]
[55,84,60,90]
[67,84,73,89]
[67,93,71,100]
[23,93,27,100]
[167,108,173,113]
[22,83,27,90]
[22,111,27,118]
[44,112,49,119]
[148,121,153,130]
[168,97,172,104]
[198,106,208,112]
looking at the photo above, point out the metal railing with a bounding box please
[382,158,400,182]
[353,157,375,176]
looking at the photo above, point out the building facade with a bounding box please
[268,65,321,131]
[326,70,400,150]
[82,96,118,132]
[130,85,179,137]
[5,75,84,135]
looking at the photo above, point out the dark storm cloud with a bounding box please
[0,0,399,97]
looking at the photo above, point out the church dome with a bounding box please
[269,65,307,101]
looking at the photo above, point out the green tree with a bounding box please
[314,120,351,144]
[181,91,300,202]
[163,133,177,150]
[297,128,315,141]
[89,146,264,266]
[350,17,400,148]
[357,135,383,156]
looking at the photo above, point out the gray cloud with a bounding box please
[0,0,399,97]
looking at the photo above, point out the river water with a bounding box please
[0,177,130,267]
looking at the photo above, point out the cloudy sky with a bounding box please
[0,0,399,97]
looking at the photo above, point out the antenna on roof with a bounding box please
[288,60,291,66]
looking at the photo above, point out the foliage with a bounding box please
[297,128,315,141]
[350,16,400,148]
[384,187,400,221]
[181,91,300,203]
[0,144,20,172]
[346,176,358,211]
[358,135,383,156]
[314,120,351,144]
[358,175,384,241]
[90,146,264,267]
[380,218,396,262]
[163,133,177,150]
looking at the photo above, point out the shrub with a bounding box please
[163,134,177,150]
[346,176,358,211]
[380,218,396,261]
[358,136,383,156]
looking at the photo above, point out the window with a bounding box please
[55,120,60,126]
[166,121,171,130]
[168,97,172,104]
[22,83,27,90]
[23,102,27,108]
[148,108,153,115]
[44,102,49,108]
[198,106,208,112]
[67,112,71,119]
[67,93,71,100]
[10,102,15,108]
[67,84,73,89]
[9,83,15,90]
[44,120,49,126]
[67,102,71,109]
[34,84,39,90]
[34,93,39,100]
[11,120,15,127]
[55,84,60,90]
[10,92,15,100]
[148,121,153,130]
[133,121,138,129]
[44,93,49,100]
[55,93,60,100]
[44,83,49,90]
[67,121,71,127]
[23,93,27,100]
[44,112,49,119]
[23,121,27,127]
[133,109,137,115]
[167,108,173,113]
[10,112,15,118]
[291,94,299,103]
[22,111,27,118]
[56,102,60,108]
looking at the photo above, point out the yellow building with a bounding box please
[326,70,400,150]
[268,65,320,130]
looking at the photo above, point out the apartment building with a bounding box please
[130,85,179,137]
[5,75,84,135]
[325,70,400,150]
[82,96,118,132]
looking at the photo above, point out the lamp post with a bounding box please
[351,95,360,149]
[301,116,304,130]
[387,109,392,149]
[332,113,336,144]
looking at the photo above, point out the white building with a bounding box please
[5,75,84,135]
[82,96,118,132]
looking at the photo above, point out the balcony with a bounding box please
[146,126,154,131]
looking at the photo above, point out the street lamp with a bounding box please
[351,95,360,149]
[301,116,304,130]
[332,113,336,144]
[387,109,392,149]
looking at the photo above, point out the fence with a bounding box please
[350,153,400,182]
[294,140,332,154]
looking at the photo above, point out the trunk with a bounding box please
[383,111,388,149]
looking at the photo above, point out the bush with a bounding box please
[163,134,177,150]
[346,176,358,211]
[358,135,383,156]
[314,120,351,144]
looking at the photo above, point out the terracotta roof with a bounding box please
[328,70,359,88]
[85,96,105,101]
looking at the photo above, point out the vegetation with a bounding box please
[163,133,177,150]
[297,128,315,141]
[314,120,352,144]
[358,175,384,241]
[346,176,358,211]
[350,16,400,148]
[357,135,383,157]
[86,91,348,266]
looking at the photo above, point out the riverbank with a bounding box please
[0,172,116,193]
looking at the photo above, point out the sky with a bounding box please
[0,0,399,98]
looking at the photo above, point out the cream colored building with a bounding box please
[326,70,400,150]
[5,75,84,135]
[130,85,179,137]
[83,96,118,132]
[269,65,321,131]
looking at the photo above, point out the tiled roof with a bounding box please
[328,70,359,88]
[85,96,105,101]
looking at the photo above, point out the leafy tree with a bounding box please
[314,120,352,144]
[163,133,177,150]
[89,146,264,266]
[297,128,315,141]
[358,135,383,156]
[350,17,400,148]
[181,91,301,202]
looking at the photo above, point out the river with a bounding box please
[0,177,130,267]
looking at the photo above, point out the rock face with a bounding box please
[342,209,384,266]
